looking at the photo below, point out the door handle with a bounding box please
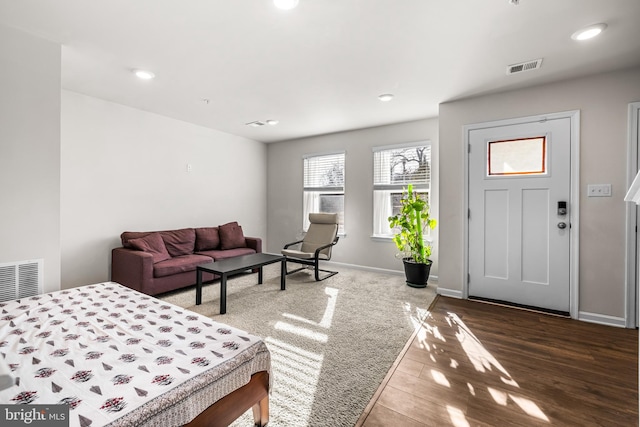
[557,222,567,229]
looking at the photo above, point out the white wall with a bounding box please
[0,25,61,293]
[439,67,640,320]
[266,118,439,275]
[61,91,267,288]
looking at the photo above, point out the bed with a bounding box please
[0,282,271,427]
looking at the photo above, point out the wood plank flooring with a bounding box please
[356,296,638,427]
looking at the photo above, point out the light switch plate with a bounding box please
[587,184,611,197]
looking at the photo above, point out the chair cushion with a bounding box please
[160,228,196,257]
[309,212,338,224]
[195,227,220,251]
[300,223,338,256]
[128,232,172,263]
[282,248,329,260]
[196,247,256,260]
[153,254,212,278]
[219,222,247,250]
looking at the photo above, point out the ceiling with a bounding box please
[1,1,639,143]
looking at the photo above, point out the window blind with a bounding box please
[373,144,430,190]
[304,152,345,191]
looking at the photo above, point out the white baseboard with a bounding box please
[325,261,439,284]
[325,261,404,276]
[436,288,463,299]
[578,311,627,328]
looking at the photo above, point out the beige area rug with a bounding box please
[158,264,436,427]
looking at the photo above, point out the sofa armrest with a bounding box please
[111,247,154,294]
[245,236,262,253]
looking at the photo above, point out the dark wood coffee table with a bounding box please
[195,253,286,314]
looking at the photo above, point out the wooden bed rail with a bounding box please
[184,371,270,427]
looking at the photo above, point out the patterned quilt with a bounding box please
[0,282,271,427]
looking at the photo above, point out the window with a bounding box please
[488,136,547,176]
[303,152,345,234]
[373,143,431,237]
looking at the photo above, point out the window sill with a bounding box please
[371,235,394,242]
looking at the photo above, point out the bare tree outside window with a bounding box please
[390,146,430,185]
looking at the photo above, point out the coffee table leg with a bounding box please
[258,266,263,284]
[220,273,227,315]
[196,269,202,305]
[280,259,286,290]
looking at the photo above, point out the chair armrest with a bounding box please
[314,236,340,260]
[284,239,304,250]
[111,247,154,293]
[245,236,262,253]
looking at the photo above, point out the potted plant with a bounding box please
[388,184,437,288]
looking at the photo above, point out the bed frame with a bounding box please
[185,371,270,427]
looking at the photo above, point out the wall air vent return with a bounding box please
[245,120,266,127]
[0,259,43,302]
[507,58,543,75]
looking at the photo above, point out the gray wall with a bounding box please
[61,91,267,288]
[0,25,61,293]
[439,67,640,321]
[266,118,439,275]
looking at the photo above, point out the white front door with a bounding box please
[468,116,572,313]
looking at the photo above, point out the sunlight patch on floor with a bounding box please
[510,394,550,421]
[255,286,338,426]
[487,386,508,405]
[447,405,471,427]
[282,287,338,329]
[431,369,451,387]
[447,312,517,384]
[274,321,328,343]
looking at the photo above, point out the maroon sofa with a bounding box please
[111,222,262,296]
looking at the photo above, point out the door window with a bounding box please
[487,136,547,176]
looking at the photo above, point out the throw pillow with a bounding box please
[195,227,220,251]
[219,222,247,250]
[128,232,171,263]
[160,228,196,257]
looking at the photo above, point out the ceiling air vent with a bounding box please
[507,58,543,75]
[246,120,266,127]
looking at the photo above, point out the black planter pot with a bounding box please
[402,257,432,288]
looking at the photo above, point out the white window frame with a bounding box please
[303,151,345,234]
[372,141,431,238]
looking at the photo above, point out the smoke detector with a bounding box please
[506,58,543,75]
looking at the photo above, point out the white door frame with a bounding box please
[463,110,581,319]
[625,102,640,328]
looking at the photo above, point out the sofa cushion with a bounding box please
[128,232,171,263]
[153,254,212,278]
[195,227,220,251]
[160,228,196,257]
[219,222,247,250]
[196,247,256,261]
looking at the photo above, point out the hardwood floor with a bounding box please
[356,296,638,427]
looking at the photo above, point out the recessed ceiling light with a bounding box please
[266,120,279,126]
[134,69,155,80]
[274,0,299,10]
[378,94,394,102]
[571,23,607,41]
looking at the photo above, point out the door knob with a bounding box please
[557,222,567,229]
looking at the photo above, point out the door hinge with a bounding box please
[468,144,471,153]
[468,209,471,219]
[467,273,470,284]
